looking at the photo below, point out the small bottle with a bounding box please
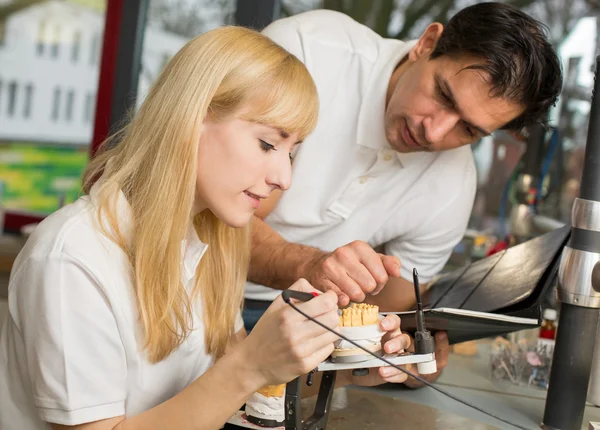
[539,308,557,340]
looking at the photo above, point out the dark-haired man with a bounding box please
[244,2,563,386]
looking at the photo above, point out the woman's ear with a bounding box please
[408,23,444,62]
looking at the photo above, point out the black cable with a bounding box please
[283,299,532,430]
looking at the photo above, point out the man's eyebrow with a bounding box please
[437,74,492,136]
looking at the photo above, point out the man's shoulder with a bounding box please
[264,9,387,59]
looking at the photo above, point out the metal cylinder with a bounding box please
[579,56,600,202]
[544,55,600,430]
[542,304,599,430]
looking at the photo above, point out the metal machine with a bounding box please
[542,56,600,430]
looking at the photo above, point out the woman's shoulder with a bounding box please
[13,196,127,280]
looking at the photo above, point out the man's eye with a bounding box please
[464,123,475,137]
[259,139,275,152]
[437,86,452,105]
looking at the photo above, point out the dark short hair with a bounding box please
[430,2,563,130]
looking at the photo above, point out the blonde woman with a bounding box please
[0,26,409,430]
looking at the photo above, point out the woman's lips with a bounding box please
[244,191,261,209]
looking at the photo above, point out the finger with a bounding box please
[293,290,339,321]
[318,278,351,307]
[379,366,409,384]
[302,328,340,354]
[406,334,415,353]
[269,278,321,312]
[342,261,379,296]
[289,278,322,294]
[296,309,341,340]
[380,254,402,278]
[337,292,351,307]
[380,314,401,332]
[435,331,450,350]
[435,332,450,369]
[303,343,336,372]
[354,248,389,288]
[320,257,367,302]
[370,255,401,296]
[402,364,426,388]
[383,333,411,354]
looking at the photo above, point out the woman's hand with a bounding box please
[341,314,411,387]
[240,279,340,389]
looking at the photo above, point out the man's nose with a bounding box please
[423,111,460,144]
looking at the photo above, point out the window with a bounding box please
[23,84,34,119]
[51,26,60,59]
[51,87,61,121]
[37,21,46,56]
[90,33,99,65]
[84,92,95,123]
[65,90,75,121]
[72,31,81,63]
[7,81,17,117]
[0,2,106,219]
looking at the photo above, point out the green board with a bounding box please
[0,142,89,214]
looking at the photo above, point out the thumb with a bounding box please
[336,290,350,307]
[268,278,321,313]
[289,278,321,294]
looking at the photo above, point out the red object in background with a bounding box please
[486,239,509,257]
[91,0,124,157]
[539,309,557,340]
[539,327,556,340]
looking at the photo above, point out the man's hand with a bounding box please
[402,331,450,388]
[305,241,401,306]
[340,314,412,387]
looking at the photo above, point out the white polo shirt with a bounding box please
[245,10,476,301]
[0,184,243,428]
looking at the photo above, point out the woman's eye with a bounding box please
[259,139,275,152]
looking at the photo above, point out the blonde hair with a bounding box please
[83,26,319,362]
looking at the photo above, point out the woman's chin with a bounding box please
[218,212,253,229]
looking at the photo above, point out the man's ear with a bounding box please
[408,23,444,62]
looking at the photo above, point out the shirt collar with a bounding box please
[89,181,207,283]
[355,39,419,166]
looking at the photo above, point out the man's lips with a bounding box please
[401,121,421,150]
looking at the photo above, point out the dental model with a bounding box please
[333,303,384,362]
[339,303,379,326]
[245,384,285,427]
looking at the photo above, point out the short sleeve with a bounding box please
[385,163,477,285]
[9,252,127,425]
